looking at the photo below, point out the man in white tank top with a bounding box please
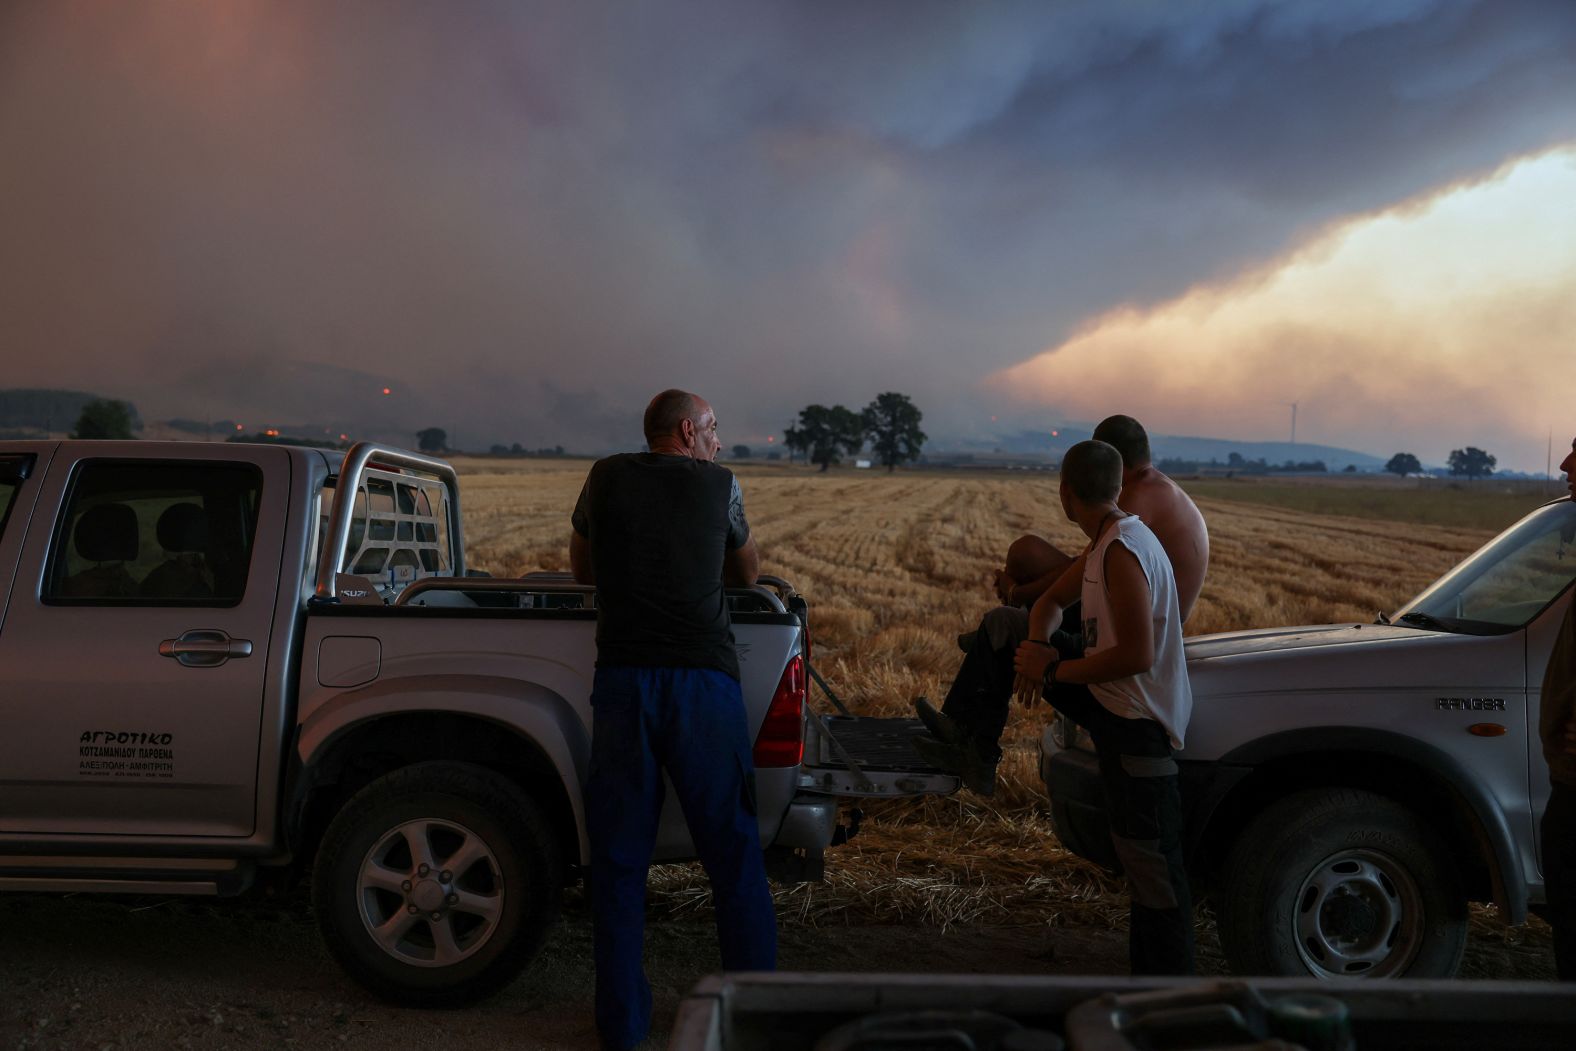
[912,415,1206,797]
[1012,439,1195,975]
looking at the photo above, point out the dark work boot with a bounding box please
[914,697,963,745]
[912,734,998,797]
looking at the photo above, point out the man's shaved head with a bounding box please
[1062,440,1124,503]
[644,389,700,445]
[1092,414,1151,468]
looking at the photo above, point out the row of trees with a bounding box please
[55,401,1507,485]
[783,392,926,472]
[1157,455,1329,474]
[1385,446,1497,479]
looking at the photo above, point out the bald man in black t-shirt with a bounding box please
[570,389,776,1051]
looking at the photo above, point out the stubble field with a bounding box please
[459,457,1556,976]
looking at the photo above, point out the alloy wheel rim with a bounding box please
[356,817,505,968]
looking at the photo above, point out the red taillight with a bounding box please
[753,654,805,768]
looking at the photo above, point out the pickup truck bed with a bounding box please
[669,972,1575,1051]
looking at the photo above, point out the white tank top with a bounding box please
[1081,514,1192,750]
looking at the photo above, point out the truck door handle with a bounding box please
[158,629,254,668]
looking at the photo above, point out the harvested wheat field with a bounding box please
[458,457,1557,979]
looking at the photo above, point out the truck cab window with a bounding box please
[46,462,263,606]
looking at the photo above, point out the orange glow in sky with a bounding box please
[988,146,1576,469]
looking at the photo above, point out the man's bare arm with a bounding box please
[1014,543,1154,703]
[1053,544,1154,684]
[1011,563,1085,704]
[569,530,594,585]
[1025,555,1085,640]
[724,535,760,587]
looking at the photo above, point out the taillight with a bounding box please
[753,654,805,768]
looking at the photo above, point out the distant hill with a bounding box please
[932,426,1388,472]
[0,388,142,436]
[1147,436,1386,473]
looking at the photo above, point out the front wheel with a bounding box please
[312,761,563,1006]
[1218,787,1467,979]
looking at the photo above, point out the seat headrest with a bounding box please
[156,502,207,554]
[74,503,139,563]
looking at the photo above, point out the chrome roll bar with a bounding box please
[314,442,465,602]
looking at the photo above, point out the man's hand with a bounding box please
[1562,716,1576,757]
[993,568,1016,606]
[1013,640,1057,708]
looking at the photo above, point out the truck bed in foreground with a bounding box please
[670,972,1574,1050]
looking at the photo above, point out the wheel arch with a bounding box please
[1193,727,1524,923]
[286,706,585,877]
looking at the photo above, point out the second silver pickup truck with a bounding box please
[0,440,956,1004]
[1042,495,1575,980]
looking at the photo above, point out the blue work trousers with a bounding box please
[586,666,778,1050]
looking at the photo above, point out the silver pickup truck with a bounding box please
[0,440,955,1004]
[1042,496,1575,981]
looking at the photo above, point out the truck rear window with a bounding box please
[45,461,262,606]
[0,454,34,542]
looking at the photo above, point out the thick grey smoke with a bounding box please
[1,1,1573,451]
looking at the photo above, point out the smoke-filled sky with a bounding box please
[2,1,1574,466]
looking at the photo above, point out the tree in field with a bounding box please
[862,391,926,472]
[1447,446,1496,479]
[416,427,448,453]
[795,404,865,472]
[1385,452,1422,477]
[731,444,752,459]
[71,399,136,440]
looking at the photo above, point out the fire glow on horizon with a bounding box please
[988,147,1576,471]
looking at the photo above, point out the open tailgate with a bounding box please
[798,714,960,798]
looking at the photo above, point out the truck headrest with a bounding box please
[74,503,139,563]
[156,502,208,554]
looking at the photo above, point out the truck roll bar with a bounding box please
[313,442,466,603]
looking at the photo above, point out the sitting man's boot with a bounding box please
[912,734,998,797]
[914,697,963,745]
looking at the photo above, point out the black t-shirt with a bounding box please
[571,453,751,679]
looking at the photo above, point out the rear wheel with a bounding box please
[1218,787,1467,979]
[312,761,563,1006]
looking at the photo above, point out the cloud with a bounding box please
[987,147,1576,470]
[0,1,1574,451]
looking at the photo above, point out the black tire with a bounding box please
[311,761,563,1006]
[1218,787,1467,979]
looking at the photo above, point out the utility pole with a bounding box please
[1289,402,1298,445]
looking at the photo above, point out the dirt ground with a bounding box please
[0,881,1556,1051]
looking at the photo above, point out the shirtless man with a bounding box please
[914,414,1209,795]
